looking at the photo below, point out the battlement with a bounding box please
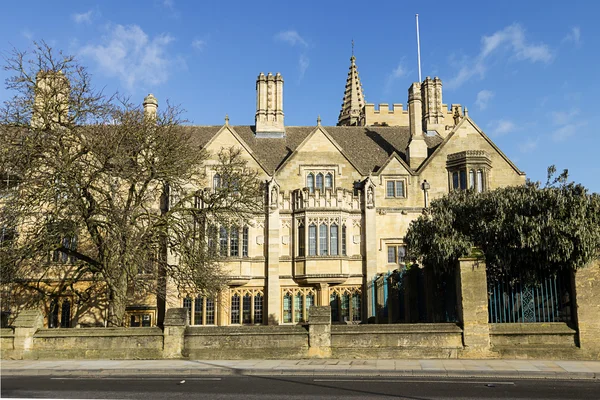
[364,103,409,127]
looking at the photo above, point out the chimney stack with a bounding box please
[407,82,428,170]
[255,72,285,138]
[31,70,70,129]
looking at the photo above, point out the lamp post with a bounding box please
[421,180,430,208]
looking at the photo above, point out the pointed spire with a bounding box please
[337,46,366,126]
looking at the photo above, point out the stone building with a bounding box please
[2,54,527,329]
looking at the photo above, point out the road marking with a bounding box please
[50,377,222,381]
[313,379,515,385]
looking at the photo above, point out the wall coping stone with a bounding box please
[164,308,188,327]
[185,325,308,336]
[34,327,163,338]
[0,328,15,337]
[332,323,462,334]
[12,310,43,329]
[490,322,576,335]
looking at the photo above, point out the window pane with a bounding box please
[387,246,396,264]
[386,181,395,197]
[341,225,347,256]
[308,224,316,256]
[208,225,217,255]
[283,293,292,323]
[298,224,305,257]
[205,299,215,325]
[469,170,475,189]
[352,293,361,322]
[49,300,59,328]
[243,294,252,324]
[306,294,314,316]
[60,300,71,328]
[398,246,406,263]
[194,296,203,325]
[460,170,467,190]
[395,181,404,197]
[316,173,324,191]
[341,293,350,321]
[183,297,192,324]
[319,224,328,255]
[231,294,240,324]
[230,227,239,257]
[452,172,459,190]
[242,227,249,257]
[477,170,483,193]
[325,173,333,188]
[307,173,314,193]
[294,293,303,323]
[254,293,263,324]
[213,174,221,189]
[330,224,338,256]
[330,294,339,323]
[219,226,228,257]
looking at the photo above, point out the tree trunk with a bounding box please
[106,275,128,327]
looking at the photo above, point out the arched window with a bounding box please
[469,170,475,189]
[213,174,221,189]
[325,173,333,189]
[294,292,304,323]
[476,170,484,193]
[298,222,305,257]
[351,293,361,321]
[330,223,338,256]
[307,173,315,193]
[194,296,203,326]
[283,293,292,323]
[452,171,459,190]
[231,293,240,324]
[308,224,317,256]
[319,223,328,255]
[316,173,324,192]
[243,293,252,324]
[254,293,263,324]
[341,293,350,322]
[330,293,339,322]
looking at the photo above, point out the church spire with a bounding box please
[337,47,366,126]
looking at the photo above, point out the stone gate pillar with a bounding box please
[307,305,332,358]
[574,260,600,359]
[457,257,492,356]
[13,310,43,359]
[163,307,188,358]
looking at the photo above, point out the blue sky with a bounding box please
[1,0,598,192]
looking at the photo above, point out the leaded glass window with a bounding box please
[242,226,249,257]
[206,298,215,325]
[307,173,314,193]
[298,222,305,257]
[294,292,303,323]
[283,293,292,323]
[194,296,203,325]
[316,173,324,191]
[308,224,316,256]
[254,293,263,324]
[219,226,228,256]
[330,223,338,256]
[352,293,361,321]
[477,170,483,193]
[325,173,333,189]
[231,293,240,324]
[330,293,339,322]
[230,226,239,257]
[386,181,395,197]
[469,170,475,189]
[319,223,328,255]
[243,293,252,324]
[341,225,347,256]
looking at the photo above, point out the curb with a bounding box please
[2,368,597,380]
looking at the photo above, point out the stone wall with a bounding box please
[331,323,463,359]
[184,325,309,359]
[0,328,14,357]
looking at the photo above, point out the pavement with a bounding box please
[2,359,599,380]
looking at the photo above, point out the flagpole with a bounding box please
[416,14,422,83]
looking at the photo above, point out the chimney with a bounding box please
[143,93,158,120]
[407,82,428,170]
[31,70,70,129]
[255,72,285,138]
[421,76,444,134]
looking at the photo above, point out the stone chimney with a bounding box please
[255,72,285,138]
[421,76,444,133]
[31,70,70,129]
[407,82,428,170]
[143,93,158,120]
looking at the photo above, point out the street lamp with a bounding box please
[421,180,430,208]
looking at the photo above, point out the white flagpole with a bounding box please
[416,14,422,83]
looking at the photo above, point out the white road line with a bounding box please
[50,377,222,381]
[313,379,515,385]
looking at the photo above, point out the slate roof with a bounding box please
[186,125,444,175]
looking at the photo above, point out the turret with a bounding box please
[255,72,285,138]
[407,82,427,170]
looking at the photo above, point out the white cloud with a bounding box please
[551,109,579,126]
[475,90,494,110]
[72,10,93,24]
[488,119,516,136]
[191,39,206,51]
[274,30,308,48]
[562,27,581,46]
[550,108,585,141]
[519,137,539,153]
[21,29,33,40]
[384,62,408,93]
[298,54,310,80]
[80,24,177,89]
[163,0,175,9]
[552,122,586,141]
[447,24,552,89]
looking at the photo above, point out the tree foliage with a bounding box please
[0,42,264,326]
[405,167,600,282]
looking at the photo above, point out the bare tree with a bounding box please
[0,42,263,326]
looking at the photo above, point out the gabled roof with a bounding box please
[186,125,443,176]
[416,117,525,175]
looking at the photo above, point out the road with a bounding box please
[2,375,599,399]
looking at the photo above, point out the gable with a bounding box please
[375,153,413,176]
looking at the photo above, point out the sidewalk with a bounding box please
[2,359,599,380]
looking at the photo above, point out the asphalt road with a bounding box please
[2,375,599,399]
